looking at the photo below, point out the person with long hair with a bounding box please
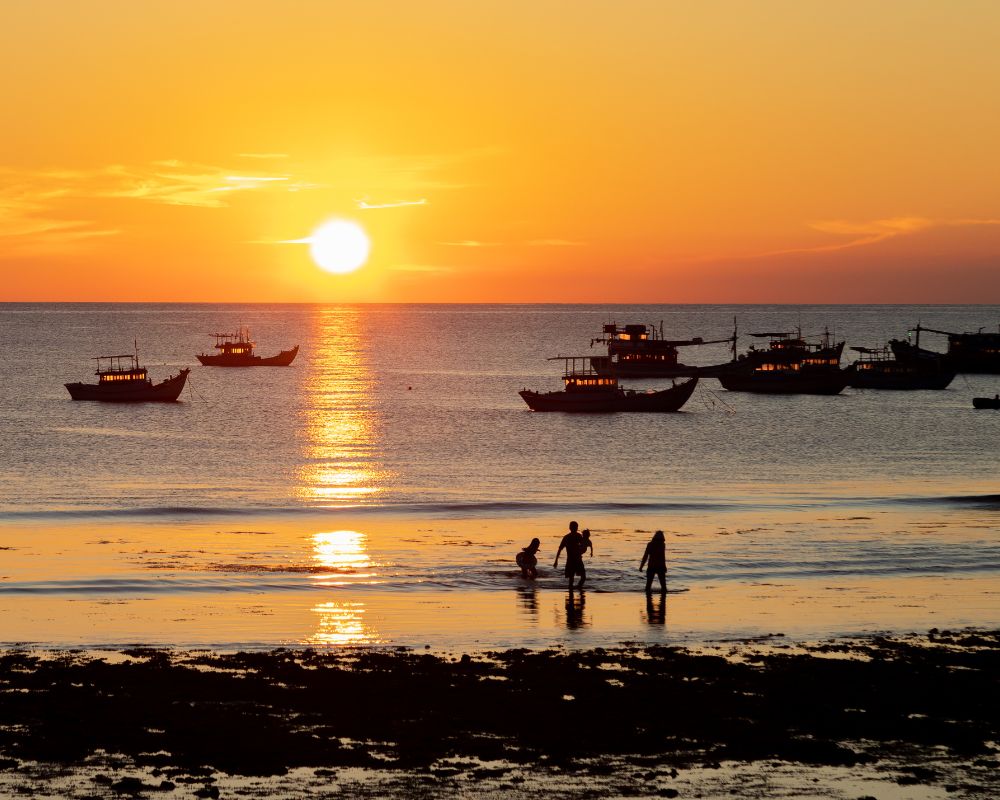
[640,530,667,594]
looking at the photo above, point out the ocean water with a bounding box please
[1,303,999,649]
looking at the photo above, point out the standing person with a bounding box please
[639,530,667,594]
[554,520,586,590]
[515,537,541,579]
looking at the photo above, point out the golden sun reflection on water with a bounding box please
[308,601,380,646]
[298,309,387,503]
[312,529,375,583]
[306,530,381,646]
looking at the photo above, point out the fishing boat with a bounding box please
[973,395,1000,409]
[845,346,956,390]
[196,327,298,367]
[892,323,1000,373]
[715,327,848,395]
[520,357,698,412]
[65,351,189,402]
[589,322,730,379]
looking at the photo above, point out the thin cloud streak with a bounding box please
[357,197,428,209]
[764,217,1000,258]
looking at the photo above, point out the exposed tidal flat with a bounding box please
[1,630,999,798]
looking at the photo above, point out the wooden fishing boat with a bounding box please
[520,357,699,412]
[893,323,1000,373]
[973,395,1000,409]
[715,327,848,395]
[65,352,189,402]
[845,346,956,390]
[196,327,298,367]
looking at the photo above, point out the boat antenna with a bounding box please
[731,316,738,362]
[134,337,139,369]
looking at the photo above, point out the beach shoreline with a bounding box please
[1,628,997,798]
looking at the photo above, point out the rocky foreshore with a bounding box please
[1,630,998,798]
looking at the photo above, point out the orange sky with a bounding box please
[2,1,1000,302]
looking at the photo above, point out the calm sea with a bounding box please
[1,303,998,649]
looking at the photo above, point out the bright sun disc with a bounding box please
[310,220,370,274]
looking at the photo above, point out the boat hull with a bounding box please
[973,397,1000,409]
[520,376,698,412]
[196,346,298,367]
[717,370,848,395]
[845,364,956,390]
[65,369,190,402]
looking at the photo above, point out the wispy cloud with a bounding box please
[440,239,501,248]
[762,216,1000,258]
[357,197,428,210]
[100,162,293,208]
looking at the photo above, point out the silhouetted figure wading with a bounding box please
[516,537,541,579]
[640,530,667,594]
[554,520,586,589]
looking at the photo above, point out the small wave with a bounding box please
[3,492,999,522]
[891,494,1000,508]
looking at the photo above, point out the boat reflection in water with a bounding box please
[306,529,380,646]
[298,309,388,504]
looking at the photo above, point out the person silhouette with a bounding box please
[515,537,541,579]
[554,521,586,589]
[581,528,593,558]
[640,530,667,594]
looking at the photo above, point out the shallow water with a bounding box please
[1,303,998,648]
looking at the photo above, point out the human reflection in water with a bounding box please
[644,591,666,626]
[516,584,539,620]
[564,589,588,630]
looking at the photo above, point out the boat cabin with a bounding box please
[850,346,913,374]
[94,354,149,384]
[551,356,619,391]
[594,322,717,367]
[211,326,256,355]
[744,328,843,367]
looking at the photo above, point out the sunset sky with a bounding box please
[3,1,999,302]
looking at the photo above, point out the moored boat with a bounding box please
[65,352,189,402]
[715,328,848,395]
[520,357,699,412]
[893,323,1000,373]
[589,322,730,379]
[973,395,1000,409]
[845,346,956,390]
[196,327,298,367]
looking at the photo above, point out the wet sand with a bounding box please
[2,629,998,798]
[3,508,999,650]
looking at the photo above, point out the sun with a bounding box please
[309,220,370,274]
